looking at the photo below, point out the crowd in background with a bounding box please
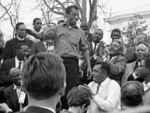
[0,4,150,113]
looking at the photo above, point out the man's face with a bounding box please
[108,41,120,55]
[13,72,21,86]
[11,68,21,86]
[111,31,121,41]
[33,19,42,32]
[16,24,27,38]
[92,30,103,43]
[66,8,79,26]
[17,45,29,61]
[135,46,147,61]
[92,65,106,84]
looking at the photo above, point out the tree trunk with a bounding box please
[88,0,97,28]
[81,0,87,23]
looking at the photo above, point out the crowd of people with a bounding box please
[0,4,150,113]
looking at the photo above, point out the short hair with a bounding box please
[16,43,29,51]
[111,28,121,38]
[33,18,41,25]
[121,81,144,107]
[80,22,89,30]
[65,5,79,15]
[21,52,66,100]
[95,62,110,75]
[94,28,103,34]
[57,20,65,24]
[67,85,91,107]
[15,22,25,30]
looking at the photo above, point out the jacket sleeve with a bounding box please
[107,56,127,75]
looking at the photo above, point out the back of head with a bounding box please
[21,52,66,100]
[121,81,144,107]
[67,85,91,107]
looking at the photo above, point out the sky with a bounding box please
[1,0,150,41]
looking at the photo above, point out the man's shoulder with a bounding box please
[5,38,17,44]
[109,78,121,88]
[2,57,15,65]
[24,38,33,43]
[4,84,14,94]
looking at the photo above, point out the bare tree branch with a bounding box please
[74,0,82,13]
[43,0,64,16]
[55,0,65,11]
[0,0,13,19]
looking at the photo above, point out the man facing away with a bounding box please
[17,52,66,113]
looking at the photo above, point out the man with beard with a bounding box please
[122,44,148,85]
[3,22,32,61]
[0,43,30,87]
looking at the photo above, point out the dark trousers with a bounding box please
[61,57,80,109]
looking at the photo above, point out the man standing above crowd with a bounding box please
[29,5,92,109]
[3,22,32,61]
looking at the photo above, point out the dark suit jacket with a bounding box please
[3,38,32,61]
[30,41,47,55]
[4,85,28,112]
[0,58,15,87]
[18,106,54,113]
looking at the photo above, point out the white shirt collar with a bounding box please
[34,106,56,113]
[94,77,110,88]
[14,84,17,90]
[143,81,150,91]
[15,57,23,69]
[17,36,25,41]
[100,77,110,87]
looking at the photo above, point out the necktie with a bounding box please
[18,61,22,70]
[96,84,100,94]
[94,43,97,53]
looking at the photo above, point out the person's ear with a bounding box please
[81,104,88,113]
[58,82,66,96]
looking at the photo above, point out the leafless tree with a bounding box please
[35,0,105,28]
[0,0,21,37]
